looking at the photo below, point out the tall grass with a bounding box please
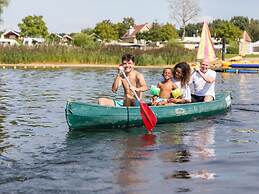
[0,44,196,66]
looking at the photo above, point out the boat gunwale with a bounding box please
[66,93,230,110]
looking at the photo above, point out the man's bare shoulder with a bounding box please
[133,70,144,78]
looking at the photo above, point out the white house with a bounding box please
[182,36,222,51]
[0,38,19,46]
[23,37,45,46]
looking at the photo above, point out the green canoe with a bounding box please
[65,92,231,130]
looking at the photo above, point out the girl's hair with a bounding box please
[172,62,191,87]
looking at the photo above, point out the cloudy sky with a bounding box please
[1,0,258,33]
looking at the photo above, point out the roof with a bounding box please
[2,30,21,37]
[122,24,150,39]
[49,33,63,39]
[63,34,72,40]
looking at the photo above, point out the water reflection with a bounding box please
[183,125,215,160]
[114,124,217,192]
[158,127,191,163]
[0,76,11,156]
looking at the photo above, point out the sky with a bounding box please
[1,0,259,33]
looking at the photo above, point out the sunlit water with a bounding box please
[0,67,259,194]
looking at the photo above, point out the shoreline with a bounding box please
[0,63,186,69]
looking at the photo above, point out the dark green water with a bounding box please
[0,68,259,194]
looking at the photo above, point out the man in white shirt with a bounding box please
[191,59,216,102]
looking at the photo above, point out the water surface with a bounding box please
[0,68,259,194]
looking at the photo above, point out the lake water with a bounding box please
[0,67,259,194]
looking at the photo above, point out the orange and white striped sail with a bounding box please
[197,22,217,62]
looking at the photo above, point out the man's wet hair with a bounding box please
[122,53,135,63]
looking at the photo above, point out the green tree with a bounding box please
[122,17,135,28]
[114,17,135,38]
[211,19,242,42]
[178,22,202,37]
[73,33,99,49]
[230,16,249,31]
[81,28,95,35]
[18,15,48,37]
[0,0,9,22]
[136,22,178,42]
[160,23,179,41]
[94,20,118,42]
[248,19,259,42]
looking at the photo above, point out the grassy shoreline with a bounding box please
[0,63,184,69]
[0,45,196,66]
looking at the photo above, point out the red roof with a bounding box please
[2,30,20,37]
[122,24,150,39]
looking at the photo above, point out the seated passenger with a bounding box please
[190,59,216,102]
[167,62,192,104]
[151,68,177,106]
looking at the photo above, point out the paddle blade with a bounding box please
[140,102,157,132]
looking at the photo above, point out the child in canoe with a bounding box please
[151,68,177,106]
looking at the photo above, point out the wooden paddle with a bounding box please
[119,67,157,132]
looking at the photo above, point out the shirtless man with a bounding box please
[98,54,148,107]
[152,68,177,106]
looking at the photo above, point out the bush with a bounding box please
[227,40,239,54]
[73,33,100,49]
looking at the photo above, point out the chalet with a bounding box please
[182,36,222,50]
[49,33,63,40]
[243,41,259,55]
[121,23,151,43]
[1,30,21,40]
[23,37,45,46]
[0,38,19,46]
[62,34,73,43]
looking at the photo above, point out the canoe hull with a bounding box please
[65,93,231,130]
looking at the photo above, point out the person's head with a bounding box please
[162,68,173,81]
[121,53,135,73]
[173,62,191,86]
[200,59,210,73]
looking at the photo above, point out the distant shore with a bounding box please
[0,63,178,69]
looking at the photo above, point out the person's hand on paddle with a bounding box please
[193,67,199,73]
[118,64,124,75]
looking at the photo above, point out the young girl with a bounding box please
[167,62,192,104]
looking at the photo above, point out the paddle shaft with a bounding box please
[119,69,141,102]
[119,67,157,132]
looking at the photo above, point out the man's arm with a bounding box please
[197,70,215,83]
[112,73,122,92]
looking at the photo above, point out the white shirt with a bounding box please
[172,78,191,101]
[191,69,216,98]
